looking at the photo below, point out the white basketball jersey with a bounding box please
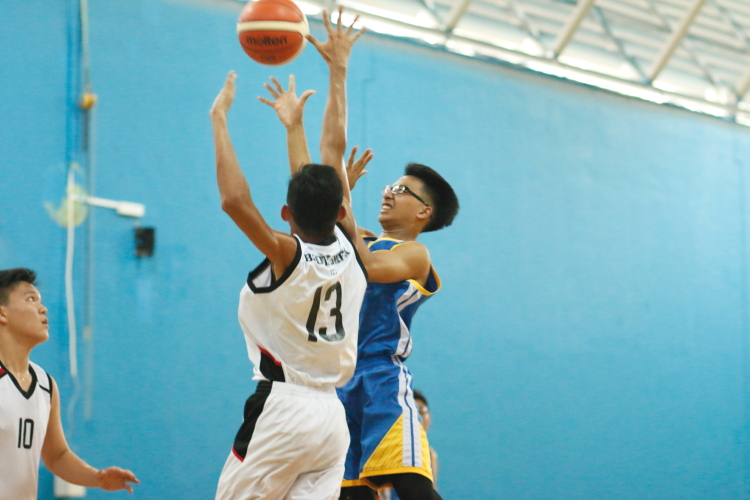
[239,225,367,388]
[0,360,52,500]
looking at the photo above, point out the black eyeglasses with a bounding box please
[383,184,430,207]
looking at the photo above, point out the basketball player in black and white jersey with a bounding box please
[208,15,368,499]
[0,268,138,500]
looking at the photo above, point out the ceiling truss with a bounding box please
[276,0,750,125]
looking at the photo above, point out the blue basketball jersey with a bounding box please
[357,237,440,360]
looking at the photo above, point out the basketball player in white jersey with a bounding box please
[0,268,138,500]
[208,13,368,499]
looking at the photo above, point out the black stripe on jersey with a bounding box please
[247,238,302,294]
[39,371,52,396]
[0,360,38,400]
[336,222,369,281]
[232,381,273,461]
[259,350,286,382]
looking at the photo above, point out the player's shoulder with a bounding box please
[391,240,430,262]
[29,361,54,395]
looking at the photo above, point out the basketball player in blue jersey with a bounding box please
[336,158,458,500]
[0,268,138,500]
[264,8,459,500]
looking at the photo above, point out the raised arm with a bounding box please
[307,6,366,203]
[210,71,297,271]
[258,75,315,174]
[41,376,139,493]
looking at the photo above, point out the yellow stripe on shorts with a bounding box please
[360,415,433,484]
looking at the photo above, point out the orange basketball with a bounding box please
[237,0,309,65]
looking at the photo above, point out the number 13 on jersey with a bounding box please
[306,282,345,342]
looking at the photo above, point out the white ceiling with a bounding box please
[248,0,750,125]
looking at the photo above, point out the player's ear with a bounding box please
[281,205,292,222]
[336,205,347,222]
[416,206,432,222]
[0,306,7,325]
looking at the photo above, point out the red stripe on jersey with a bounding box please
[0,368,5,376]
[231,447,244,462]
[258,347,281,366]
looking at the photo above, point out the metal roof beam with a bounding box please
[737,66,750,98]
[443,0,474,32]
[646,0,708,82]
[591,6,648,82]
[551,0,597,58]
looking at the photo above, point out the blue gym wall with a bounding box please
[2,0,749,498]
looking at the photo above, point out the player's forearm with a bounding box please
[286,123,312,174]
[320,65,349,197]
[44,449,100,488]
[211,112,252,208]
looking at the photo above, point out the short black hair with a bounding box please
[405,163,459,233]
[0,268,37,305]
[413,389,428,406]
[287,164,343,237]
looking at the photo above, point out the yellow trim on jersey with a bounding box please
[366,237,405,249]
[360,414,433,485]
[342,478,369,488]
[406,266,441,296]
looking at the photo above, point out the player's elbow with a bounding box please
[220,192,249,215]
[41,446,69,474]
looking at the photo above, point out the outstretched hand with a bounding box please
[306,6,366,68]
[258,75,315,129]
[347,146,374,190]
[210,71,237,117]
[95,467,139,493]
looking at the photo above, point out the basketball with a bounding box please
[236,0,309,65]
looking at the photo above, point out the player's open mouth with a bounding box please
[381,202,393,212]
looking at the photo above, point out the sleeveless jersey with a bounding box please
[357,237,440,360]
[0,360,52,500]
[239,225,368,388]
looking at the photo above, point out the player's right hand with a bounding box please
[306,6,366,69]
[95,466,140,493]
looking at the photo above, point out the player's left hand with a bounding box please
[258,75,315,129]
[307,6,366,69]
[95,467,140,493]
[210,71,237,117]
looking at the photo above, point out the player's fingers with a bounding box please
[263,83,279,98]
[288,74,295,92]
[257,96,274,107]
[352,27,367,41]
[125,484,133,494]
[321,9,332,32]
[306,34,322,51]
[122,470,138,482]
[336,5,343,31]
[270,76,283,93]
[299,90,316,104]
[346,15,360,35]
[348,146,359,166]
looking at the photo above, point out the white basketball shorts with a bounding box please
[215,381,349,500]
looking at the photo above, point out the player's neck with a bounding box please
[0,331,33,378]
[379,227,420,242]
